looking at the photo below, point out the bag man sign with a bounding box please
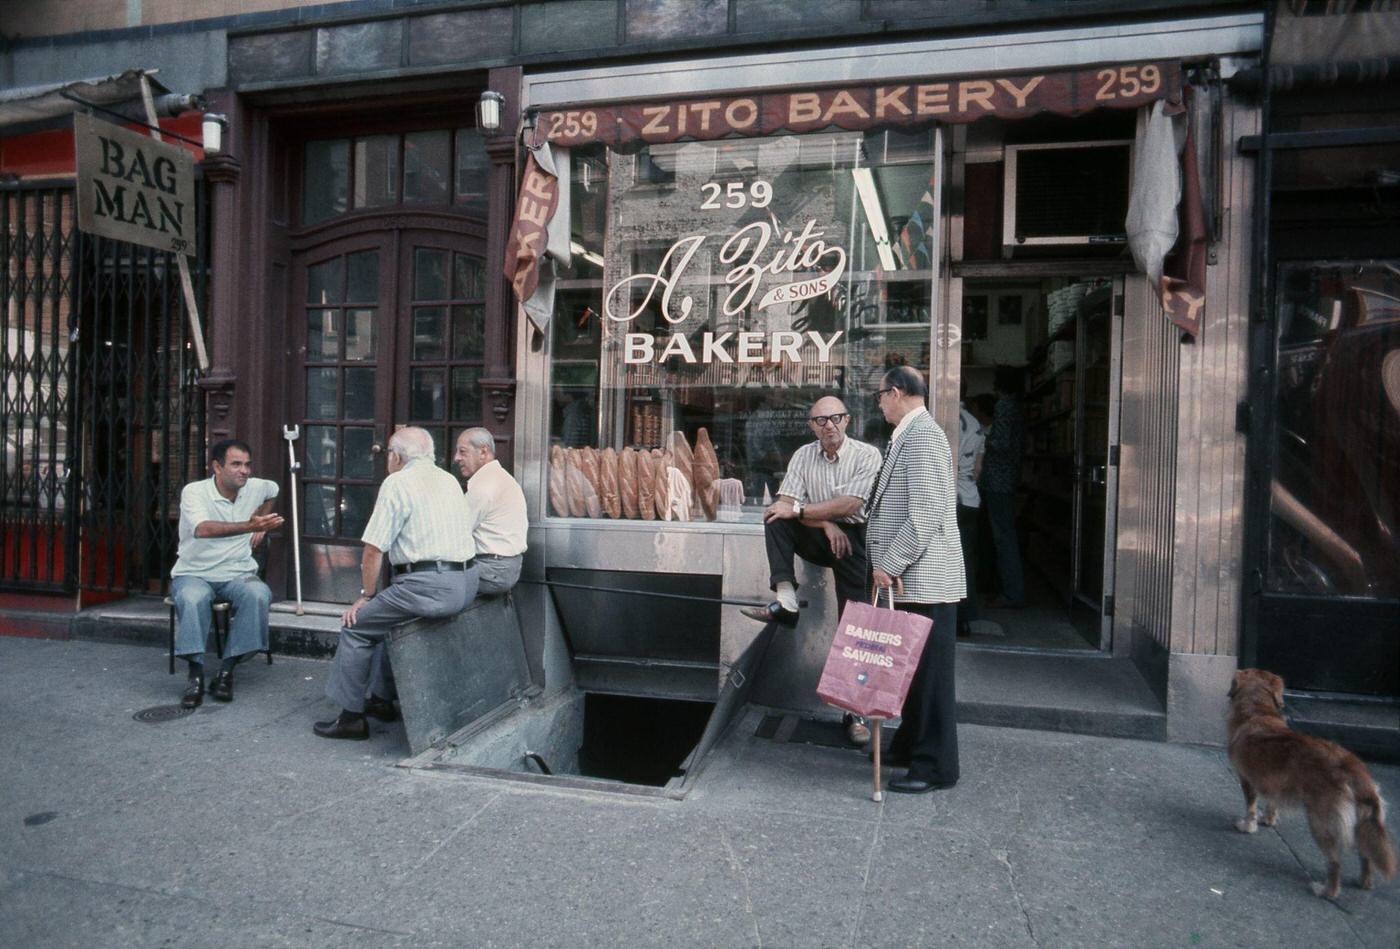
[74,112,196,257]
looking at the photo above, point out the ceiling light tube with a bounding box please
[852,167,898,272]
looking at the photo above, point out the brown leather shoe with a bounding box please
[843,714,871,746]
[739,602,799,628]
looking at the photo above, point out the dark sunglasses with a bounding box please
[808,413,849,427]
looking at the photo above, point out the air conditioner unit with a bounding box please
[1002,140,1133,249]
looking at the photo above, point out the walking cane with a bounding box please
[283,425,304,616]
[870,584,896,804]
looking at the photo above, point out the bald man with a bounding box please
[314,426,477,741]
[741,394,882,627]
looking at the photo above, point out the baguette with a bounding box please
[618,447,640,519]
[636,450,656,521]
[548,445,568,517]
[600,447,622,519]
[653,449,671,520]
[692,427,720,521]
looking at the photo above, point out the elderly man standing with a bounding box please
[313,427,477,741]
[867,366,965,794]
[453,427,528,596]
[170,439,283,708]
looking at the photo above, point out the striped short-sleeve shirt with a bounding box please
[361,458,475,565]
[776,436,883,524]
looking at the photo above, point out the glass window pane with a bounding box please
[304,483,335,536]
[353,135,398,208]
[547,137,938,522]
[413,307,447,360]
[453,253,483,300]
[1266,259,1400,598]
[413,248,449,301]
[455,128,489,217]
[341,485,376,538]
[346,250,379,303]
[345,308,376,361]
[302,140,348,226]
[451,366,482,420]
[344,367,376,419]
[306,368,338,419]
[403,130,451,205]
[342,427,375,481]
[410,368,446,421]
[307,309,339,360]
[452,304,485,360]
[427,427,448,468]
[304,425,338,478]
[306,257,344,305]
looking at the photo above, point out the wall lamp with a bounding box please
[477,90,505,132]
[202,113,229,155]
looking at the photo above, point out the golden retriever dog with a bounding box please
[1227,668,1397,899]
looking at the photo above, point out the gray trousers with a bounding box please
[475,554,522,596]
[325,565,477,713]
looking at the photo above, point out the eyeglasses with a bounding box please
[876,387,898,400]
[808,413,849,427]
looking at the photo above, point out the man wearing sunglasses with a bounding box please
[742,395,882,742]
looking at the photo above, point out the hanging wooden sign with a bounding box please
[74,111,197,257]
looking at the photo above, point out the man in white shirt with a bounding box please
[957,397,991,636]
[453,428,528,596]
[314,427,477,741]
[169,439,283,708]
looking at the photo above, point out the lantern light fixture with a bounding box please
[477,90,505,132]
[202,113,228,155]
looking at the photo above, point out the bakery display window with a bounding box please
[548,129,940,523]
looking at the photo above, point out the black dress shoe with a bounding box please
[313,715,369,741]
[209,670,234,703]
[888,775,957,794]
[181,677,204,709]
[364,696,400,722]
[739,601,799,628]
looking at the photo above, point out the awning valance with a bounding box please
[531,61,1182,150]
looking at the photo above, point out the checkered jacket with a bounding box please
[865,411,966,605]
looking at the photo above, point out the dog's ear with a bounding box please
[1227,671,1242,699]
[1268,673,1285,711]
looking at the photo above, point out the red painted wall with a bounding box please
[0,113,205,177]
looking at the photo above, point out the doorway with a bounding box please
[959,275,1122,650]
[290,223,487,602]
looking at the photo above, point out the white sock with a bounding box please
[775,582,799,612]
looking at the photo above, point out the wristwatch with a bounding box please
[791,500,804,517]
[358,588,375,599]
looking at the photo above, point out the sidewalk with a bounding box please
[2,636,1397,948]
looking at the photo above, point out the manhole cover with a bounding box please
[133,704,195,723]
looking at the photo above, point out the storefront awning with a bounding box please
[0,69,170,130]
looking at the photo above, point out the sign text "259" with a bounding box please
[700,179,772,210]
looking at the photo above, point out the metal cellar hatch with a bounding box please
[393,571,770,799]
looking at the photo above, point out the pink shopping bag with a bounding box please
[815,588,933,720]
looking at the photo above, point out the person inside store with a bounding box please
[982,365,1026,609]
[867,366,965,794]
[956,395,992,637]
[169,439,283,709]
[741,395,882,746]
[453,427,528,596]
[313,427,477,741]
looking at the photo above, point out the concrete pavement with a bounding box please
[2,636,1397,948]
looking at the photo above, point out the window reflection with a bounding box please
[1267,260,1400,598]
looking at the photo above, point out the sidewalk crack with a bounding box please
[992,847,1039,947]
[717,825,762,949]
[846,801,884,949]
[404,789,504,876]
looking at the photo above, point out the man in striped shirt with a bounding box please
[741,395,882,628]
[314,427,478,741]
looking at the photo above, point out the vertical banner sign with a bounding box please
[74,111,196,257]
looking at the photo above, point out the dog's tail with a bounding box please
[1355,783,1398,881]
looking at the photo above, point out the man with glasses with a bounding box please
[867,366,965,793]
[741,395,882,743]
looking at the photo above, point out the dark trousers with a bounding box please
[888,601,959,785]
[956,504,979,630]
[764,518,868,614]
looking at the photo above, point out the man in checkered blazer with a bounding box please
[867,365,966,794]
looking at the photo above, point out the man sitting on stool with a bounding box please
[453,428,528,596]
[170,438,283,708]
[740,395,882,744]
[314,427,477,741]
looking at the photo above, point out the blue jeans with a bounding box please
[170,574,272,660]
[983,491,1024,606]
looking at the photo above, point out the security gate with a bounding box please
[1,181,209,596]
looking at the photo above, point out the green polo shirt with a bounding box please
[170,476,279,581]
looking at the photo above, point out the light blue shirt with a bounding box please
[171,477,279,581]
[361,458,475,565]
